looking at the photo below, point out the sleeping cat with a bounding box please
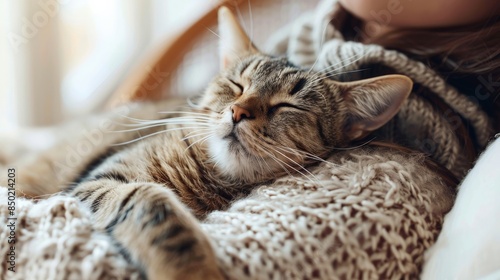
[2,7,413,280]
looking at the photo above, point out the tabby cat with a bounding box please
[5,7,413,280]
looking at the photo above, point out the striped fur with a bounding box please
[1,8,414,280]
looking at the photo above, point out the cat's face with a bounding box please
[195,7,412,183]
[200,54,346,182]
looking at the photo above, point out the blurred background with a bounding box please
[0,0,317,135]
[0,0,213,132]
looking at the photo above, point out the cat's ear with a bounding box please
[336,74,413,140]
[218,6,258,70]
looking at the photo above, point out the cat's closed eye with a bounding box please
[228,79,244,94]
[268,103,304,115]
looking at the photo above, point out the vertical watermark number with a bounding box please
[6,168,16,273]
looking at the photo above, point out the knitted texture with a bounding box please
[0,0,490,279]
[0,147,454,279]
[0,188,140,279]
[203,148,454,279]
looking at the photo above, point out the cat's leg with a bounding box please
[70,179,223,280]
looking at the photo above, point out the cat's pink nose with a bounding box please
[231,104,252,123]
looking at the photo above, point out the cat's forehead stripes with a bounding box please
[280,69,300,77]
[241,58,263,77]
[238,60,252,76]
[238,56,294,76]
[224,55,322,107]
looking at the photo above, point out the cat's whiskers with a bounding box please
[127,116,212,124]
[206,27,244,65]
[320,61,368,81]
[113,126,210,146]
[276,144,377,176]
[309,53,368,85]
[315,52,365,75]
[184,133,215,152]
[309,88,329,107]
[117,111,212,123]
[232,1,253,48]
[247,0,253,47]
[157,111,213,118]
[246,138,275,178]
[245,133,318,183]
[266,148,318,183]
[206,27,222,39]
[239,131,290,177]
[125,123,209,134]
[256,145,275,177]
[252,143,294,178]
[274,146,335,166]
[254,153,268,178]
[309,53,362,81]
[114,116,212,136]
[111,123,210,133]
[114,114,170,124]
[242,129,289,178]
[181,130,214,142]
[267,145,322,184]
[314,68,370,84]
[112,118,211,133]
[273,146,356,184]
[119,121,211,130]
[311,68,368,84]
[198,134,214,148]
[307,17,338,74]
[329,137,376,151]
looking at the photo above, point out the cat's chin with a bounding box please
[207,136,267,183]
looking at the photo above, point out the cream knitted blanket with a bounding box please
[0,0,492,279]
[0,147,454,279]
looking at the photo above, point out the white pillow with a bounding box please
[422,136,500,279]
